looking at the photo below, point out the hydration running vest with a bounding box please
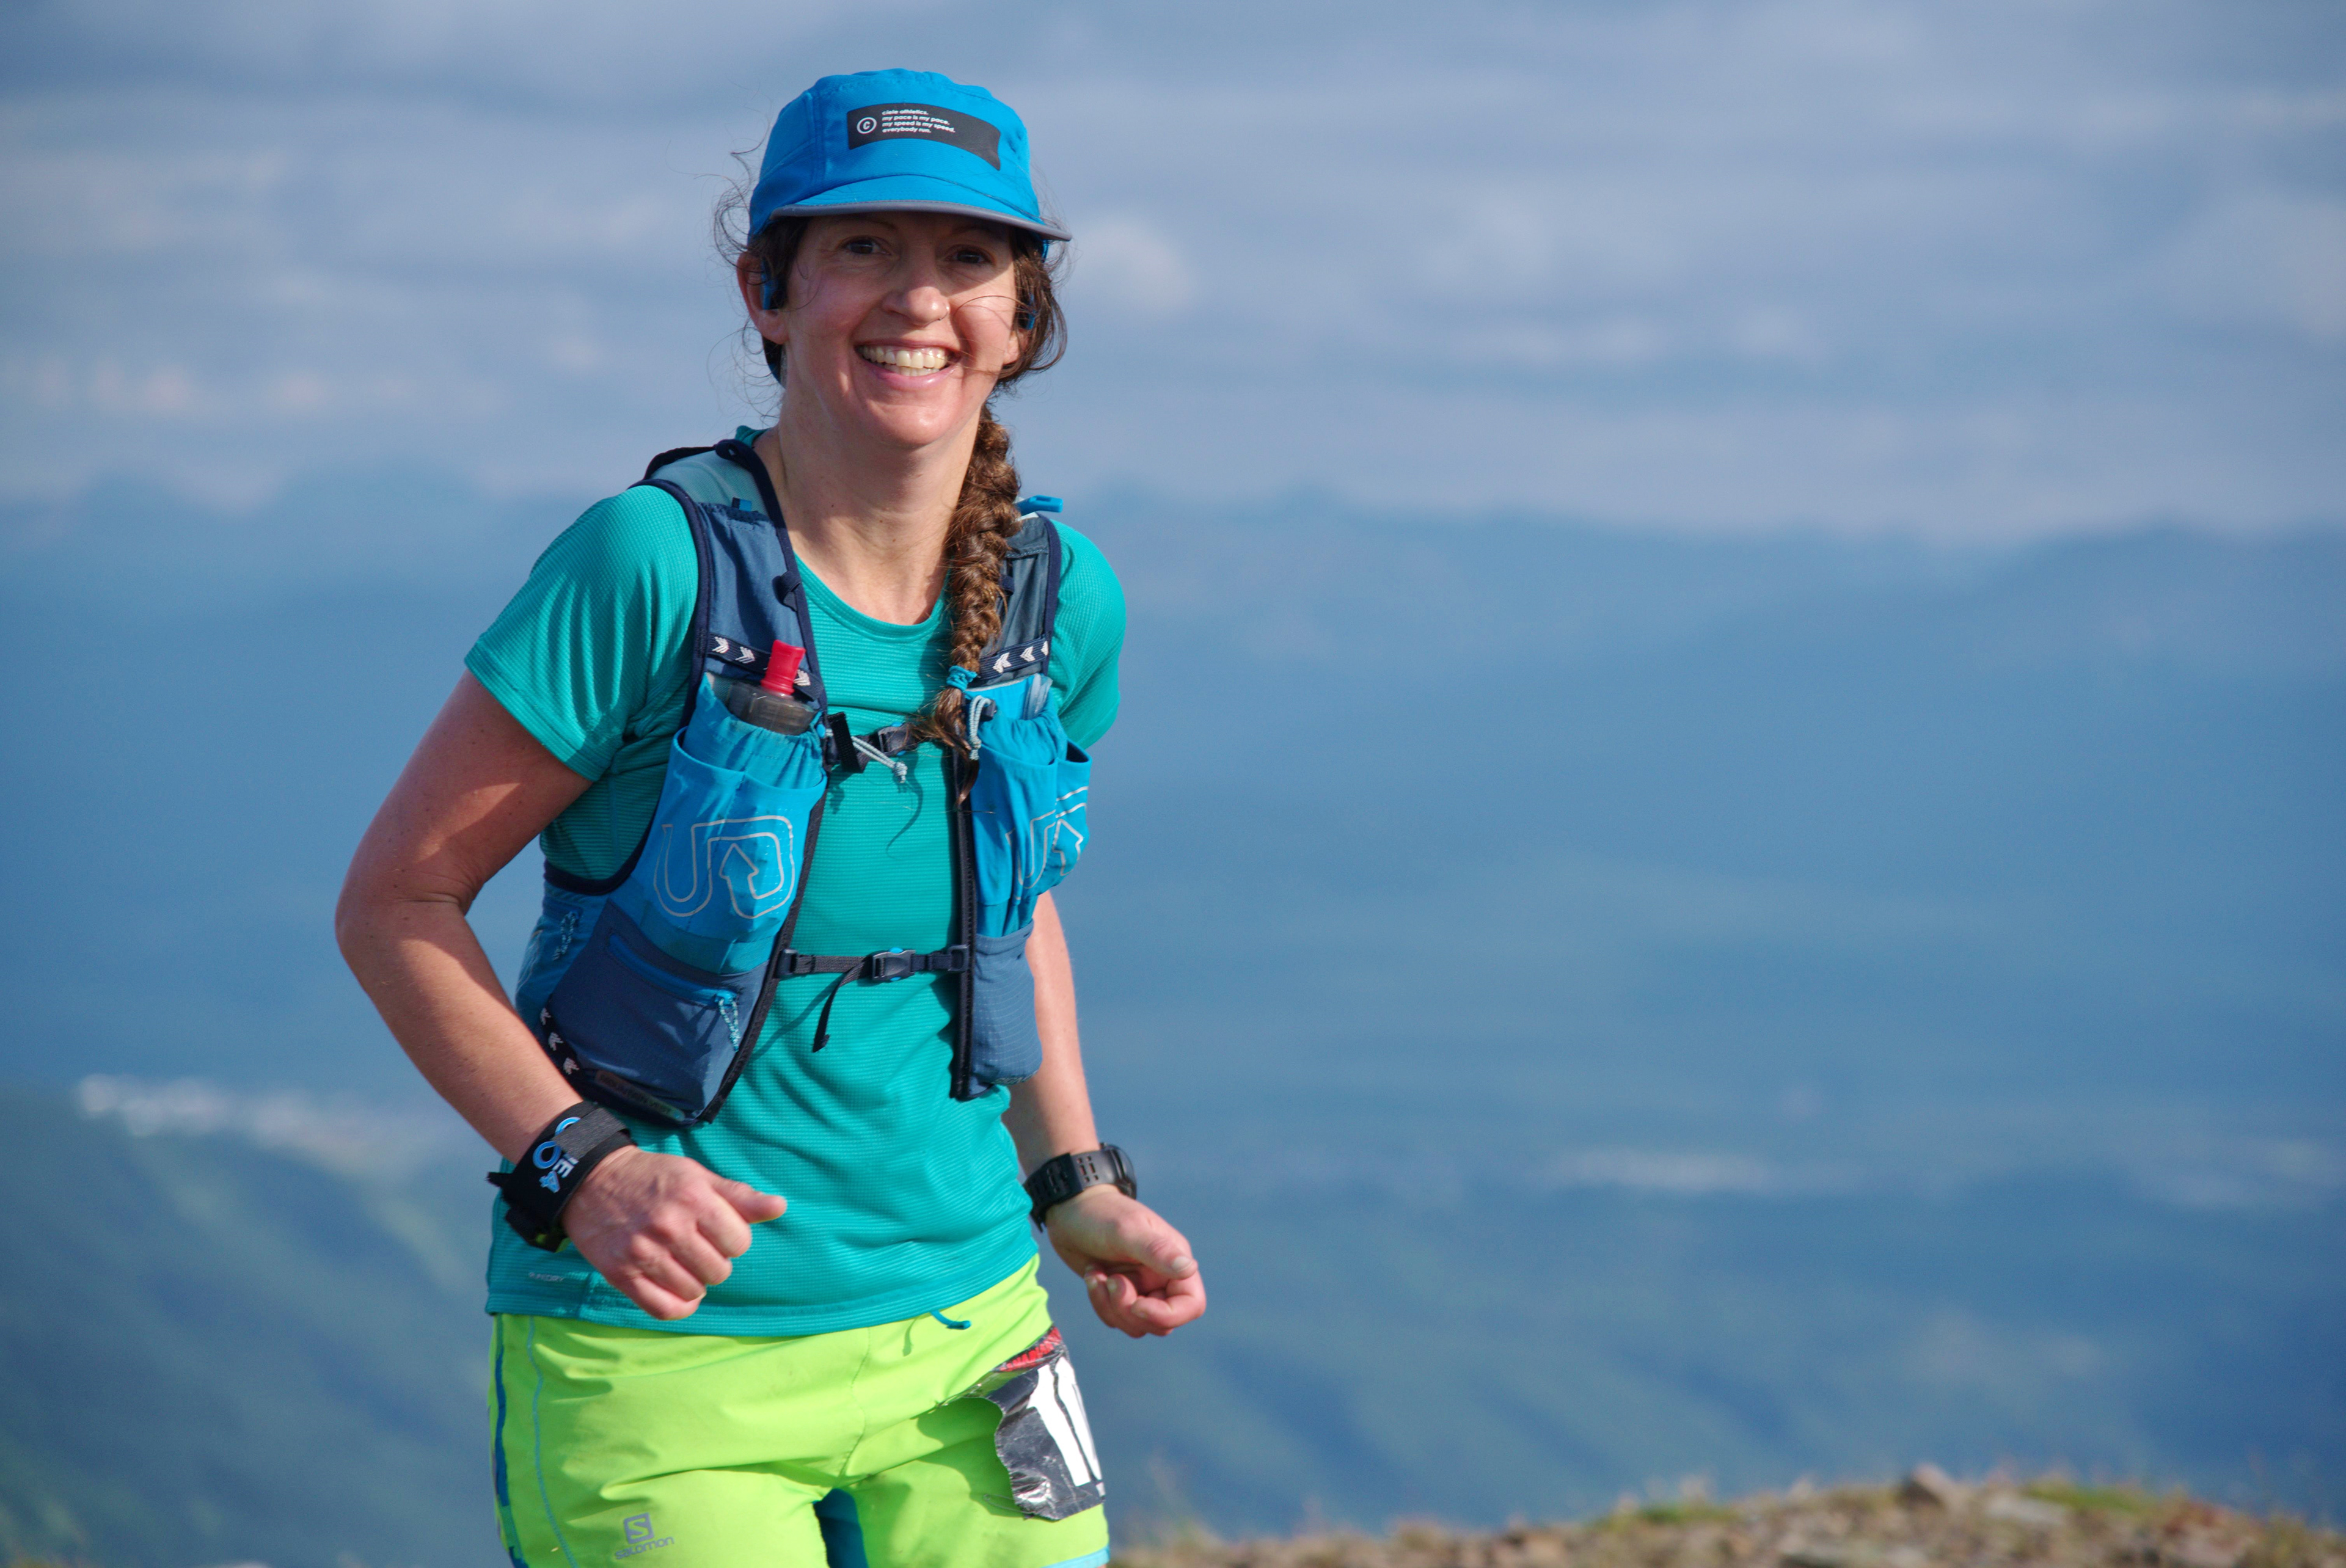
[508,438,1092,1127]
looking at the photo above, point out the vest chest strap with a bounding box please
[787,945,972,1053]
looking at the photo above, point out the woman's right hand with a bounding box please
[336,678,789,1323]
[559,1146,789,1320]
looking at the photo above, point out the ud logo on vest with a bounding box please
[613,1512,674,1558]
[652,815,798,921]
[1022,786,1087,892]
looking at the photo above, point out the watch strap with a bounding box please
[1024,1144,1136,1223]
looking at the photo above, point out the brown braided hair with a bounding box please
[717,197,1068,752]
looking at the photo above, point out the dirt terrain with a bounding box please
[1113,1470,2343,1568]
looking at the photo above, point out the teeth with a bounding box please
[859,345,950,372]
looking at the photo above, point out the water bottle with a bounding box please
[722,642,818,735]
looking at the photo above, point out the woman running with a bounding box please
[338,68,1202,1568]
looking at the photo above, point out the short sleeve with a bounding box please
[1046,523,1127,752]
[464,486,698,781]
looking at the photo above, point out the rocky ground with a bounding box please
[1112,1469,2344,1568]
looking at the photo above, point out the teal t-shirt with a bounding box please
[464,445,1125,1335]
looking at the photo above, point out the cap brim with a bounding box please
[771,185,1070,243]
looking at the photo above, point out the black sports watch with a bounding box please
[1024,1145,1137,1223]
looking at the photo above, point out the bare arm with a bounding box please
[336,674,785,1319]
[1006,892,1206,1338]
[1001,892,1099,1169]
[336,674,591,1153]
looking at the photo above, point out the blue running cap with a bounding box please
[749,70,1070,246]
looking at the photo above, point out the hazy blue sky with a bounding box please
[4,0,2341,534]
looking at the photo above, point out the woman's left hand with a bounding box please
[1044,1186,1206,1338]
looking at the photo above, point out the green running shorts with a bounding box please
[489,1258,1109,1568]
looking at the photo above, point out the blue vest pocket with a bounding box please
[968,923,1044,1092]
[540,903,764,1126]
[967,677,1091,936]
[610,682,828,974]
[514,884,605,1026]
[526,679,826,1126]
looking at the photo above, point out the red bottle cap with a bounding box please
[761,642,805,694]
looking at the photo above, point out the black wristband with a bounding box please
[488,1103,636,1252]
[1024,1145,1136,1224]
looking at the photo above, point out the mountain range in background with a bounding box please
[0,473,2338,1566]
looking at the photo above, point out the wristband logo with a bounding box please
[533,1118,583,1194]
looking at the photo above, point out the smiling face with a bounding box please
[739,211,1028,457]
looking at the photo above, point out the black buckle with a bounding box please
[866,949,916,982]
[943,944,970,974]
[827,713,863,775]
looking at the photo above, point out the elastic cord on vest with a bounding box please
[488,1104,637,1252]
[963,692,995,758]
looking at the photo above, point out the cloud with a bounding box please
[2154,191,2346,340]
[0,0,921,108]
[0,0,2339,530]
[1536,1149,1813,1197]
[1067,214,1197,316]
[76,1074,469,1177]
